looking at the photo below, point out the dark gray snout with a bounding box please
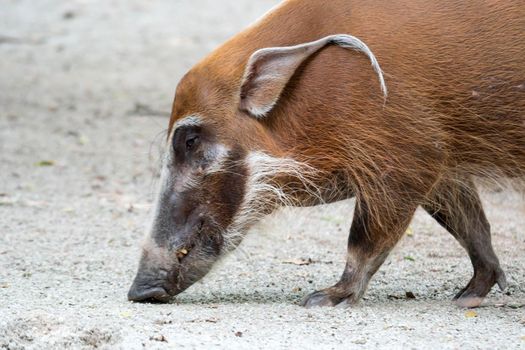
[127,253,173,303]
[128,245,217,303]
[127,277,171,303]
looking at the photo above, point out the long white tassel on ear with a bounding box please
[240,33,388,118]
[328,34,388,99]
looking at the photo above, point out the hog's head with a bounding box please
[127,115,247,302]
[128,34,382,302]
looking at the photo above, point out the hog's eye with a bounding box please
[171,126,203,160]
[185,135,199,151]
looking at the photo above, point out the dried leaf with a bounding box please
[36,160,54,167]
[387,294,402,300]
[464,310,478,318]
[78,135,89,145]
[282,258,312,266]
[150,334,168,342]
[320,216,343,225]
[120,310,132,318]
[62,11,76,20]
[154,319,173,325]
[0,199,14,206]
[25,200,47,208]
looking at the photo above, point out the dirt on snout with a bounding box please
[0,0,524,349]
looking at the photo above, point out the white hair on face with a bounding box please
[145,148,174,240]
[172,115,203,130]
[220,151,324,250]
[243,152,324,206]
[172,143,230,192]
[203,144,230,175]
[165,115,230,191]
[162,115,204,167]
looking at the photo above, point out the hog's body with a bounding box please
[129,0,524,307]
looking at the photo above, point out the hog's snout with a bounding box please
[127,282,170,303]
[127,243,204,303]
[128,243,217,303]
[127,248,176,303]
[127,265,173,303]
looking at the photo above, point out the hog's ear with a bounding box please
[239,34,387,119]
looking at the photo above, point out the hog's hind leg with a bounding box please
[423,178,507,308]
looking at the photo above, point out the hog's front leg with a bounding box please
[302,200,417,308]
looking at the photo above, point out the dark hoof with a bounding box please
[454,295,484,308]
[453,268,507,308]
[302,290,338,308]
[496,269,508,291]
[301,289,354,308]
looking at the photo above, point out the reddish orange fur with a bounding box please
[169,0,524,243]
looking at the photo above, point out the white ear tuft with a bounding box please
[239,34,388,119]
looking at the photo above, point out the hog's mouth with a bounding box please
[128,266,198,303]
[128,241,218,303]
[127,285,172,303]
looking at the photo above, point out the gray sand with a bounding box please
[0,1,524,349]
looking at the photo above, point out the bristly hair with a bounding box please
[218,151,329,251]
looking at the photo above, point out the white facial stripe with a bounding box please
[172,115,203,132]
[220,151,323,251]
[204,144,230,174]
[146,149,174,242]
[170,143,230,192]
[165,115,204,158]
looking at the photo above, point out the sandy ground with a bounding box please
[0,0,524,349]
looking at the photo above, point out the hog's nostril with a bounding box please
[197,218,205,232]
[127,284,171,303]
